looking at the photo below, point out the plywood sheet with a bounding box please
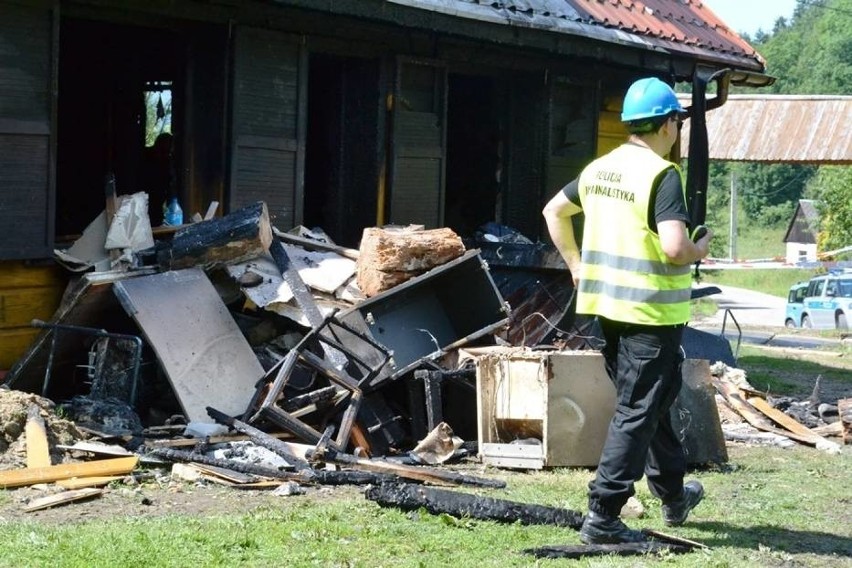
[113,269,264,423]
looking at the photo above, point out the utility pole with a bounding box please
[729,170,737,261]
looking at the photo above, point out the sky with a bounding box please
[702,0,798,37]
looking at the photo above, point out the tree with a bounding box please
[723,0,851,240]
[806,166,852,252]
[144,91,172,147]
[734,163,815,226]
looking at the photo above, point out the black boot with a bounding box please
[662,480,704,526]
[579,511,647,544]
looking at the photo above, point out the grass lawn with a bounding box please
[700,268,817,299]
[0,443,849,567]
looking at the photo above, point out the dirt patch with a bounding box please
[0,474,364,526]
[0,389,84,471]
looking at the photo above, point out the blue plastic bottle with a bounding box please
[164,197,183,226]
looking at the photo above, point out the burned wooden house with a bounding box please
[0,0,771,369]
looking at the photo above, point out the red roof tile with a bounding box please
[565,0,764,64]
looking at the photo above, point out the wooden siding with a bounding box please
[0,2,55,259]
[389,59,447,227]
[504,74,546,238]
[230,26,305,230]
[545,79,597,201]
[596,95,628,157]
[0,261,66,370]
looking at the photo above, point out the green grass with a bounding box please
[735,344,852,397]
[700,268,818,298]
[1,445,850,567]
[731,224,787,261]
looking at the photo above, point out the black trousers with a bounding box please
[587,316,687,517]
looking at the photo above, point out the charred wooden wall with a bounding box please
[0,1,56,260]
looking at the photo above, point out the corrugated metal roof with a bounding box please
[385,0,766,72]
[680,95,852,163]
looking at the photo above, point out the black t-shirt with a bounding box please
[561,166,689,233]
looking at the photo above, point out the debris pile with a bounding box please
[0,199,845,558]
[710,362,845,453]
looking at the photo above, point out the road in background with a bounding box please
[692,283,787,327]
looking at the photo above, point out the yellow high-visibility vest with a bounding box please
[576,144,692,325]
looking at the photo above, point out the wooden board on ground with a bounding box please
[25,405,51,469]
[746,395,833,446]
[56,476,123,490]
[0,456,138,489]
[23,488,103,512]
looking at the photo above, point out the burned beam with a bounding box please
[281,386,337,412]
[206,406,311,471]
[150,447,295,480]
[315,451,505,489]
[157,201,273,270]
[366,482,582,527]
[149,447,396,486]
[525,542,692,560]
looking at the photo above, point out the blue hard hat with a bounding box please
[620,77,685,122]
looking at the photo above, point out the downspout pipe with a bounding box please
[683,66,730,278]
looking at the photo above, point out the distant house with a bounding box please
[783,199,822,264]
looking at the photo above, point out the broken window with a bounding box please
[144,82,172,147]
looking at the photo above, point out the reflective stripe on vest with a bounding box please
[579,278,692,305]
[576,144,691,325]
[582,250,692,278]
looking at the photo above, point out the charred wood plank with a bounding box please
[365,482,581,527]
[281,386,337,412]
[206,406,311,471]
[268,236,347,368]
[525,542,692,559]
[311,469,398,486]
[157,201,273,270]
[712,377,816,445]
[747,395,836,449]
[274,228,359,260]
[150,447,294,480]
[149,447,393,486]
[314,451,505,489]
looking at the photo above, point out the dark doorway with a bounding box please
[444,74,502,237]
[57,18,227,237]
[304,53,381,248]
[57,19,184,236]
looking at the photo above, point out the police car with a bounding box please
[785,270,852,330]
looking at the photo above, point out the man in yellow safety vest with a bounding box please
[542,76,713,545]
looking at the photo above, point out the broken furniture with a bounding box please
[245,315,393,452]
[475,348,616,469]
[112,268,266,423]
[408,363,476,442]
[30,319,143,405]
[472,240,579,347]
[337,250,510,379]
[475,348,727,469]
